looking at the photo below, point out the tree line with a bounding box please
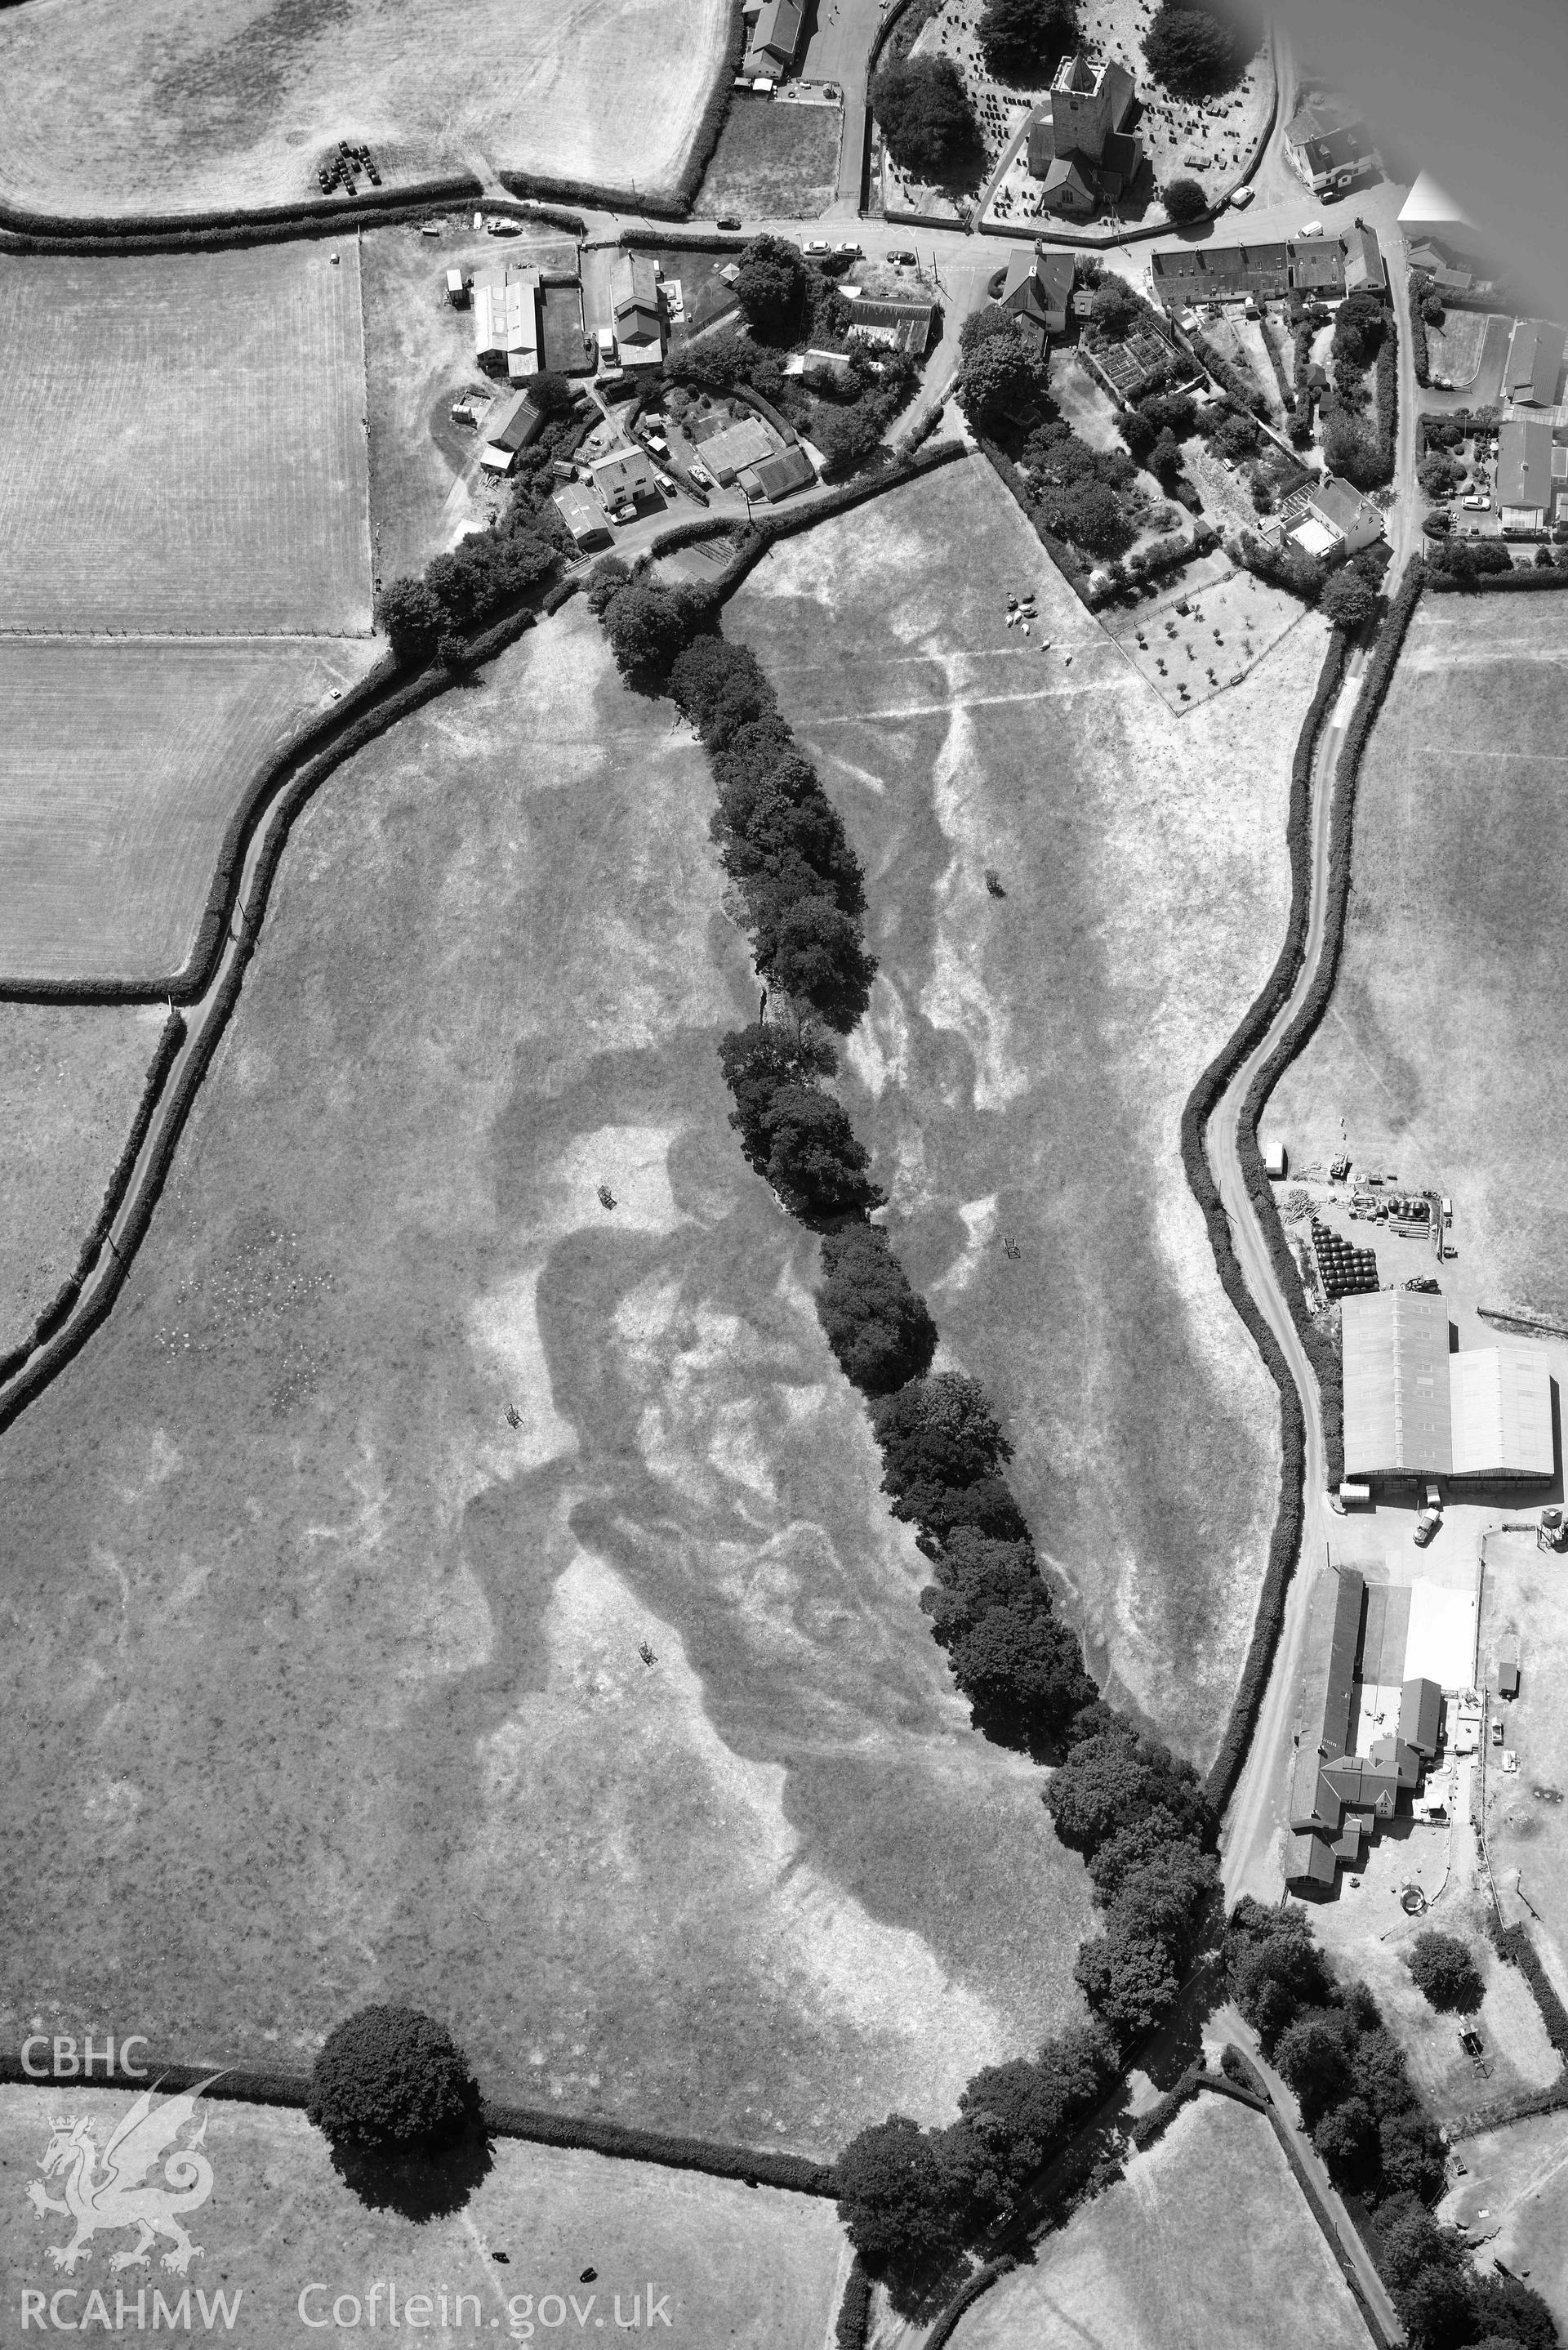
[581,570,1228,2307]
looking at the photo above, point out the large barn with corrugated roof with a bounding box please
[1340,1291,1553,1486]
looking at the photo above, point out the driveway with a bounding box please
[795,0,887,210]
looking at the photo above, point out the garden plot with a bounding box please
[0,605,1095,2152]
[695,97,842,221]
[728,455,1334,1761]
[1100,564,1311,712]
[0,0,733,217]
[1424,307,1491,392]
[951,2093,1370,2350]
[0,245,372,636]
[0,2088,849,2349]
[0,635,380,984]
[0,1006,165,1359]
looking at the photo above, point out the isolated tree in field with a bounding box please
[1143,0,1243,96]
[956,316,1043,427]
[1408,1930,1484,2013]
[734,234,808,341]
[1320,569,1380,633]
[976,0,1078,83]
[378,575,442,667]
[1163,174,1209,225]
[835,2115,971,2276]
[872,54,980,181]
[309,2007,480,2148]
[817,1224,938,1395]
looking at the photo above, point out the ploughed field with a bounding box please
[727,457,1330,1762]
[0,636,380,984]
[0,244,372,636]
[951,2092,1370,2350]
[0,0,732,218]
[0,1006,166,1359]
[0,2087,849,2347]
[0,607,1095,2152]
[1271,595,1568,1324]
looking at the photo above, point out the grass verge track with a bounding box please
[0,637,381,983]
[0,2085,848,2345]
[0,0,731,221]
[0,243,372,634]
[0,607,1094,2150]
[726,457,1330,1762]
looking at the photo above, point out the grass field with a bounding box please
[1481,1531,1568,2013]
[0,2087,849,2346]
[0,636,381,983]
[0,245,372,635]
[0,605,1095,2152]
[0,1007,164,1358]
[0,0,732,218]
[952,2093,1370,2350]
[362,224,577,587]
[1443,2108,1568,2338]
[694,100,842,222]
[1270,598,1568,1323]
[727,457,1330,1761]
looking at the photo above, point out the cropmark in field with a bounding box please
[0,244,372,636]
[0,635,380,984]
[728,455,1334,1762]
[0,605,1095,2152]
[0,2086,849,2348]
[951,2093,1370,2350]
[0,0,732,219]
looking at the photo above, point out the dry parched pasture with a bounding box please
[0,608,1096,2152]
[728,457,1329,1761]
[951,2094,1371,2350]
[0,0,733,218]
[0,245,372,636]
[0,635,381,984]
[0,2088,850,2348]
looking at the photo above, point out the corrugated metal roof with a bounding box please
[1399,1677,1443,1756]
[1290,1567,1364,1830]
[1450,1347,1554,1477]
[1342,1290,1453,1477]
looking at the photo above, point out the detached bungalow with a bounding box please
[1504,319,1566,409]
[1497,417,1559,529]
[742,0,803,82]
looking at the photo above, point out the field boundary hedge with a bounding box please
[1184,627,1348,1813]
[1493,1918,1568,2053]
[1263,2101,1396,2350]
[0,2051,835,2193]
[834,2259,873,2349]
[923,2259,1017,2350]
[1428,564,1568,595]
[0,176,484,256]
[1127,2062,1202,2150]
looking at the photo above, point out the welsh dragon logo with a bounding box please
[26,2078,220,2275]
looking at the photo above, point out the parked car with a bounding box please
[1493,1719,1505,1746]
[1463,491,1490,510]
[1297,219,1325,238]
[805,239,831,256]
[1228,185,1254,209]
[887,248,918,266]
[835,239,862,256]
[716,214,742,230]
[1414,1507,1442,1548]
[655,470,677,497]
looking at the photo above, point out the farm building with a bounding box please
[691,412,777,484]
[737,444,816,502]
[1341,1289,1554,1484]
[1503,319,1566,409]
[742,0,804,81]
[843,296,936,356]
[1285,1566,1450,1893]
[1282,93,1380,194]
[478,390,546,473]
[589,447,658,511]
[1000,245,1075,351]
[1026,54,1141,215]
[474,265,541,380]
[552,479,612,549]
[610,254,665,369]
[1496,417,1565,529]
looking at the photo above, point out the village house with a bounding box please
[1497,417,1568,532]
[609,253,665,370]
[1503,319,1566,410]
[741,0,804,82]
[999,245,1075,355]
[1281,92,1381,195]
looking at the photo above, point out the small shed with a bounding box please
[1264,1140,1288,1179]
[446,268,468,307]
[1498,1635,1520,1699]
